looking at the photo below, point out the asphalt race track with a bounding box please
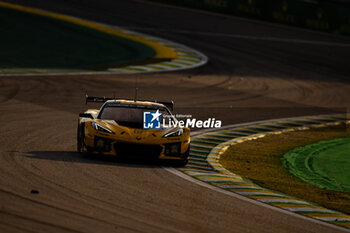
[1,0,350,232]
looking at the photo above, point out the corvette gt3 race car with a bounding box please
[77,96,190,164]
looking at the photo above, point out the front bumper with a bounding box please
[85,135,190,160]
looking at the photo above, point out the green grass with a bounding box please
[283,137,350,192]
[220,124,350,214]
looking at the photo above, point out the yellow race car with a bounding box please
[77,96,190,164]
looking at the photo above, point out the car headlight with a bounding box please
[91,122,114,134]
[163,128,183,138]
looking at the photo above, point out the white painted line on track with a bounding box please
[284,207,336,213]
[236,191,285,196]
[258,199,311,204]
[220,185,262,189]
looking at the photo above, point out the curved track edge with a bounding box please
[0,1,208,76]
[169,114,350,230]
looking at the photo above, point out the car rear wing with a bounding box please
[85,95,113,104]
[156,101,174,111]
[85,95,174,111]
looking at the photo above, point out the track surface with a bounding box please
[1,0,350,232]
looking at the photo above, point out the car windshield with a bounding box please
[98,105,175,129]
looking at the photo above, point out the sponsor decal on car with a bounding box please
[143,111,222,129]
[143,110,162,129]
[163,117,222,128]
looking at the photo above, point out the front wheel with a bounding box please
[77,123,85,153]
[176,146,190,166]
[178,158,189,166]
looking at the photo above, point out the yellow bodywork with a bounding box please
[79,100,190,161]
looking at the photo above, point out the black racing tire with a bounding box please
[175,146,190,166]
[179,158,189,166]
[184,145,190,158]
[77,122,85,153]
[172,158,188,167]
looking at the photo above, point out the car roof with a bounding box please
[104,99,166,108]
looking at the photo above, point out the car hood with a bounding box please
[94,119,179,138]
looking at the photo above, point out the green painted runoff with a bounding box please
[283,137,350,192]
[0,6,155,71]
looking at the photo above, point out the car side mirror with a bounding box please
[79,113,94,119]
